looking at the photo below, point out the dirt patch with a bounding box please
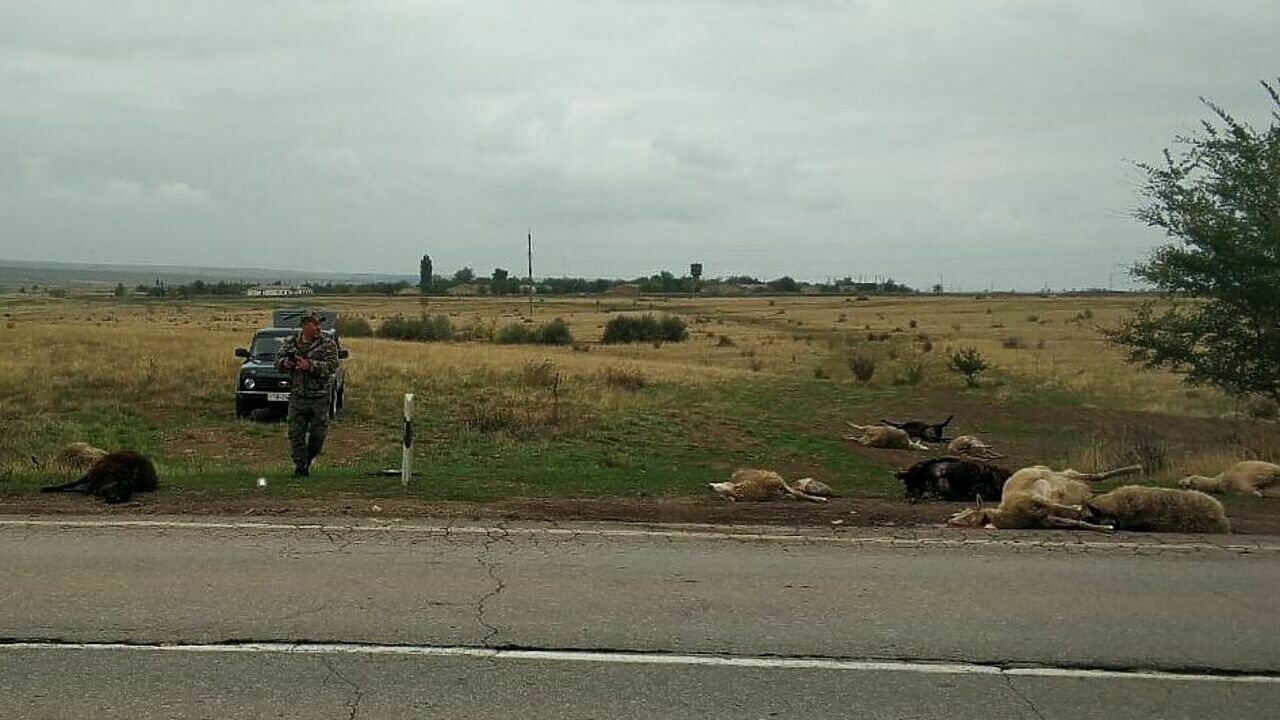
[5,493,1279,535]
[162,422,384,468]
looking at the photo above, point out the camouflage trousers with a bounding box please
[288,394,331,469]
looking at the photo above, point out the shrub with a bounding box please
[1001,336,1024,349]
[949,347,989,387]
[336,316,373,337]
[521,359,561,388]
[659,315,688,342]
[1247,397,1279,420]
[601,314,687,344]
[377,314,453,342]
[749,359,764,372]
[908,319,918,328]
[495,322,534,344]
[848,354,876,384]
[813,366,829,380]
[496,317,574,345]
[534,317,574,345]
[893,361,926,386]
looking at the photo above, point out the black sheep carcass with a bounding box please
[39,451,159,504]
[895,456,1008,503]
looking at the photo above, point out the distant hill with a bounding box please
[0,259,414,289]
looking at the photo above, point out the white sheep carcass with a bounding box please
[709,469,828,503]
[1086,485,1230,534]
[946,435,1004,460]
[844,423,928,451]
[1179,461,1280,498]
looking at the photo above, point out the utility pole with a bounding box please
[527,228,534,316]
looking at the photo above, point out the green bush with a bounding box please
[336,316,373,337]
[496,317,574,345]
[949,347,989,387]
[377,314,453,342]
[535,317,574,345]
[601,314,687,344]
[495,322,534,344]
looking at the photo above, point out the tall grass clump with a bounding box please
[600,365,648,390]
[377,314,453,342]
[601,314,688,344]
[847,354,876,384]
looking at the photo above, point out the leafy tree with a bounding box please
[492,267,509,295]
[113,283,126,297]
[419,255,433,293]
[1106,81,1280,404]
[453,266,475,283]
[767,276,799,293]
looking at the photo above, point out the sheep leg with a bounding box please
[1044,515,1114,532]
[40,475,90,494]
[1072,465,1143,482]
[782,484,828,503]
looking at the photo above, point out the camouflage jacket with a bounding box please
[274,333,339,398]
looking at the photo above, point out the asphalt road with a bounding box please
[1,517,1277,719]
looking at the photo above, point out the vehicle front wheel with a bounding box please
[235,399,252,419]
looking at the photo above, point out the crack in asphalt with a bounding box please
[1003,674,1047,720]
[475,523,512,648]
[319,653,365,720]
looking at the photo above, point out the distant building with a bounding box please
[246,285,313,298]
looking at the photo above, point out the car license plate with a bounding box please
[267,392,290,402]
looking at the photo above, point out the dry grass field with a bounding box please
[1,291,1277,528]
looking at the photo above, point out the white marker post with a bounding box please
[401,393,414,487]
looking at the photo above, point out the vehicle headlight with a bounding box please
[243,378,256,390]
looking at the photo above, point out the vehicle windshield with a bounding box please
[249,330,336,358]
[250,333,292,358]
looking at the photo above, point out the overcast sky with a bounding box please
[1,1,1276,290]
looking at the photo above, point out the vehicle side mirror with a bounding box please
[338,349,349,359]
[235,348,250,358]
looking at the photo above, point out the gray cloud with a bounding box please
[1,0,1277,289]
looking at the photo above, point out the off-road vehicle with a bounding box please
[234,309,349,419]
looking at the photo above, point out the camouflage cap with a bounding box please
[300,308,324,325]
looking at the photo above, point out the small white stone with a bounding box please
[256,477,268,488]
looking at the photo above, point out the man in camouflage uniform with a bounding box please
[275,309,340,477]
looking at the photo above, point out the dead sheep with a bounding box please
[844,423,928,451]
[946,435,1004,460]
[709,469,828,503]
[1086,486,1230,534]
[1178,461,1280,498]
[894,456,1008,503]
[946,464,1141,531]
[791,477,836,497]
[32,442,109,475]
[39,451,159,504]
[879,415,953,443]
